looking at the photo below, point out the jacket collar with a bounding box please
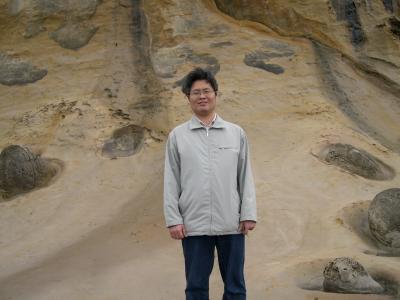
[189,114,226,130]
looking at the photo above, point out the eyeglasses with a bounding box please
[189,89,215,97]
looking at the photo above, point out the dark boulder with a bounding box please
[0,145,60,198]
[369,188,400,248]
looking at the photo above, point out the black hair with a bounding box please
[181,67,218,96]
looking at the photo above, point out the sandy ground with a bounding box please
[0,0,400,299]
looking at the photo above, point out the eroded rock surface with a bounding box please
[16,0,98,18]
[102,125,145,158]
[330,0,365,46]
[49,22,98,50]
[383,0,395,13]
[369,188,400,248]
[128,0,169,131]
[1,0,400,299]
[318,143,395,180]
[0,145,60,199]
[155,45,220,86]
[213,0,400,87]
[389,16,400,38]
[209,41,233,48]
[323,257,384,294]
[0,53,47,86]
[243,41,294,74]
[244,51,285,74]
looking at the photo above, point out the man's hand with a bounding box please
[239,221,256,235]
[168,224,186,240]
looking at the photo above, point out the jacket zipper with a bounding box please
[207,127,213,234]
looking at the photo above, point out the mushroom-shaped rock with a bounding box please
[0,145,59,198]
[323,257,383,294]
[102,125,145,158]
[368,188,400,248]
[318,143,395,180]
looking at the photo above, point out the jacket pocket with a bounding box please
[217,146,239,153]
[216,145,239,170]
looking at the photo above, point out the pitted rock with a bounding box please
[0,145,58,198]
[319,143,395,180]
[323,257,383,294]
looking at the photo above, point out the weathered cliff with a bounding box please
[0,0,399,299]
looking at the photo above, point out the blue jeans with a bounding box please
[181,234,246,300]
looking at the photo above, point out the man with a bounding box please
[163,67,257,300]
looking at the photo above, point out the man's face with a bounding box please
[187,80,217,117]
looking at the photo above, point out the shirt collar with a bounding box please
[197,113,217,127]
[189,114,226,130]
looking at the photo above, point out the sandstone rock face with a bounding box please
[7,0,100,42]
[0,53,47,85]
[330,0,365,46]
[312,41,400,153]
[154,45,220,86]
[212,0,400,154]
[8,0,99,18]
[382,0,400,15]
[102,125,145,158]
[0,0,400,299]
[212,0,400,87]
[318,143,395,180]
[0,145,60,198]
[323,257,384,294]
[383,0,394,13]
[369,188,400,248]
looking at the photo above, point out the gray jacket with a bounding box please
[163,115,257,236]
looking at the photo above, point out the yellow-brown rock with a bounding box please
[0,0,399,299]
[212,0,400,86]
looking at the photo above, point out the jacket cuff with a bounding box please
[240,215,257,222]
[165,218,184,228]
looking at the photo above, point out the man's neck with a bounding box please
[195,112,216,127]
